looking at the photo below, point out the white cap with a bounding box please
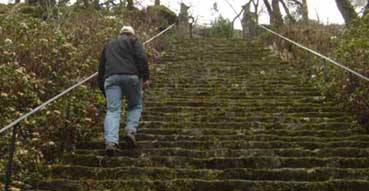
[120,26,135,35]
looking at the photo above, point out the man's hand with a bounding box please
[142,80,151,90]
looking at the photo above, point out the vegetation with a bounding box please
[197,16,234,38]
[263,15,369,128]
[0,2,175,190]
[333,14,369,124]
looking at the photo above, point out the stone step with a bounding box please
[37,179,369,191]
[89,125,363,137]
[141,115,352,123]
[87,128,362,142]
[144,101,338,108]
[142,110,348,118]
[145,91,321,97]
[89,133,369,143]
[146,84,316,89]
[63,155,369,169]
[75,147,369,158]
[50,166,369,182]
[143,106,343,113]
[76,140,369,151]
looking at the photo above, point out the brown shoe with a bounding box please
[105,142,121,157]
[124,133,137,149]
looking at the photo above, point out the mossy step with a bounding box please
[88,125,363,138]
[161,54,271,60]
[145,86,317,92]
[50,165,369,182]
[151,80,305,86]
[151,75,303,81]
[75,147,369,158]
[63,155,369,169]
[145,91,321,97]
[35,179,369,191]
[144,96,337,107]
[145,93,325,103]
[142,115,352,123]
[76,140,369,151]
[147,84,315,89]
[149,81,311,91]
[144,101,338,108]
[143,106,343,113]
[142,111,347,118]
[136,125,363,135]
[89,134,369,143]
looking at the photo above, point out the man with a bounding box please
[98,26,150,156]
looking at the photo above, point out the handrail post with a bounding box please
[4,124,18,191]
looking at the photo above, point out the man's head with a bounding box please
[120,26,135,36]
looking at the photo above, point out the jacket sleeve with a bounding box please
[98,46,107,96]
[132,38,150,82]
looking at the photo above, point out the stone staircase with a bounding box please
[34,39,369,190]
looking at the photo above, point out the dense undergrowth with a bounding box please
[264,17,369,129]
[0,3,175,189]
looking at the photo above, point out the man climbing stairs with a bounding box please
[35,39,369,191]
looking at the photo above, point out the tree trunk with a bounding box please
[155,0,160,6]
[251,0,260,24]
[271,0,283,27]
[335,0,357,24]
[280,0,296,23]
[94,0,101,9]
[301,0,308,22]
[127,0,134,10]
[364,0,369,15]
[263,0,283,27]
[263,0,273,24]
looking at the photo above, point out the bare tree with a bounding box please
[280,0,296,23]
[250,0,261,23]
[287,0,308,22]
[155,0,160,6]
[263,0,284,27]
[335,0,358,24]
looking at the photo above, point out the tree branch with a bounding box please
[280,0,296,23]
[289,0,302,6]
[365,0,369,15]
[263,0,273,17]
[335,0,358,24]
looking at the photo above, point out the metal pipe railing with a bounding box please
[1,23,175,191]
[258,24,369,83]
[220,0,369,83]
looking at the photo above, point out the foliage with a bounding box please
[0,4,175,189]
[333,14,369,124]
[261,18,369,128]
[206,16,233,38]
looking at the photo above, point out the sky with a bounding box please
[1,0,346,28]
[147,0,345,29]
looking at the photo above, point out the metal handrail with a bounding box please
[258,24,369,83]
[219,0,369,83]
[1,23,175,191]
[0,23,175,135]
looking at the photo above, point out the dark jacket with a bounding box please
[98,34,149,95]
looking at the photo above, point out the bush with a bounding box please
[206,16,233,38]
[333,14,369,124]
[0,5,175,189]
[262,19,369,127]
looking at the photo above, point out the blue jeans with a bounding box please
[104,74,142,144]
